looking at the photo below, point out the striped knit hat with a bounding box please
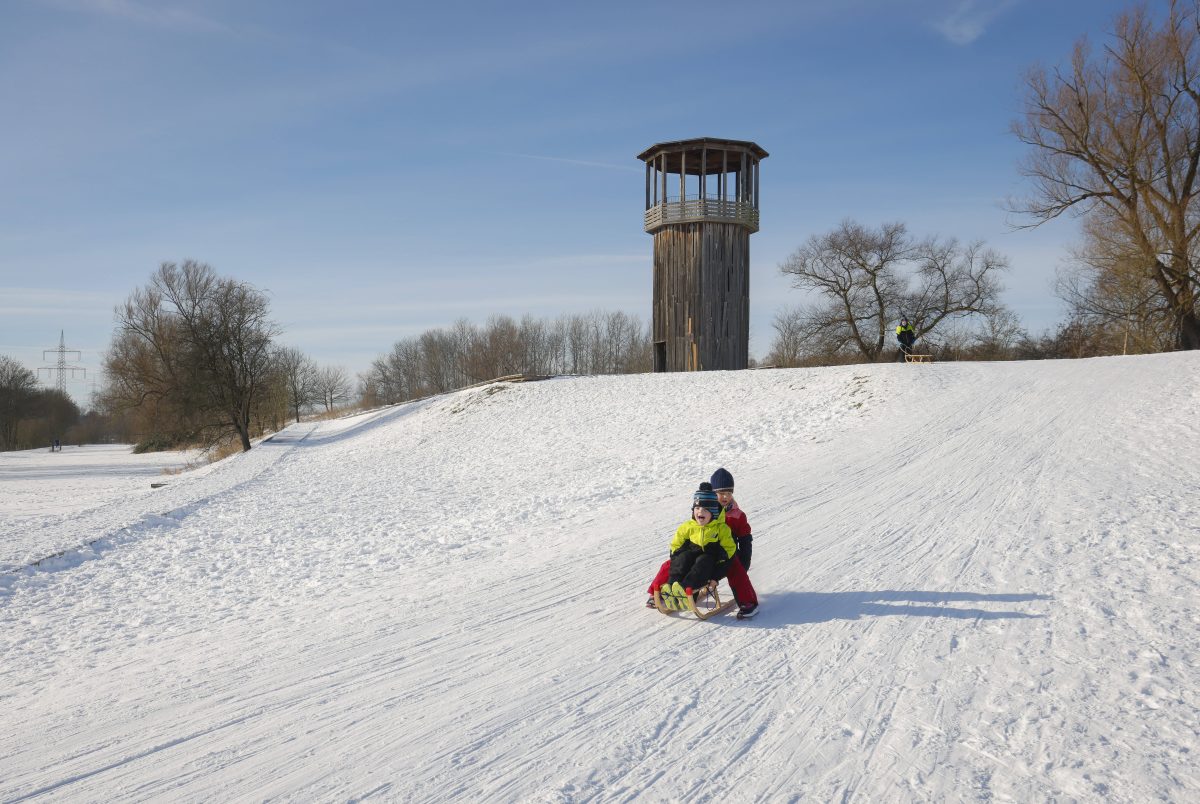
[693,482,721,519]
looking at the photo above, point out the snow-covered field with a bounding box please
[0,444,202,570]
[1,354,1197,802]
[1,444,206,571]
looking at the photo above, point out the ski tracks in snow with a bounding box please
[1,356,1198,802]
[737,357,1200,802]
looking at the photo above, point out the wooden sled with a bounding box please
[653,581,736,620]
[904,354,933,363]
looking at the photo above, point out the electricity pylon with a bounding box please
[38,330,85,393]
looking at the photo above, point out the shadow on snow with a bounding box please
[747,589,1052,627]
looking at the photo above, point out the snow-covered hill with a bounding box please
[2,354,1198,802]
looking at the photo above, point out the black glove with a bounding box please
[704,541,728,564]
[738,535,753,571]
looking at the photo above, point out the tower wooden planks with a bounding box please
[638,138,767,372]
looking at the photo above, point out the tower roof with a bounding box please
[637,138,768,169]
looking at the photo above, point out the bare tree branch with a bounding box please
[1012,1,1200,348]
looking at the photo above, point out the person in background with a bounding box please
[896,318,916,360]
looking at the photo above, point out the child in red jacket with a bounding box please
[645,468,759,619]
[708,467,758,618]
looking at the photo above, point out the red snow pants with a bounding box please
[647,554,758,607]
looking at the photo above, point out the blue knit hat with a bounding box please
[693,482,721,519]
[710,467,734,492]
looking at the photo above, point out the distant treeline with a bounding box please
[761,310,1172,369]
[0,356,111,451]
[12,261,653,455]
[359,311,651,406]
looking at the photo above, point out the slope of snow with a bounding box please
[1,355,1198,802]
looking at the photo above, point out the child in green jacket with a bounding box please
[660,482,738,598]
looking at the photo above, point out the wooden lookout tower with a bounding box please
[638,137,767,372]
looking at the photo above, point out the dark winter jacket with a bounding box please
[723,500,754,570]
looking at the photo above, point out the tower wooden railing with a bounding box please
[644,196,759,233]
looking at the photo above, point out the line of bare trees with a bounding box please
[360,311,651,406]
[97,263,649,451]
[273,347,353,423]
[0,356,88,451]
[764,303,1149,367]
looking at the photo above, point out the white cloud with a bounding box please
[933,0,1020,45]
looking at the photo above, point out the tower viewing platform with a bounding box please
[638,138,768,234]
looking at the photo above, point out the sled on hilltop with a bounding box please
[652,580,736,620]
[904,353,933,363]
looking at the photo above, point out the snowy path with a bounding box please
[1,355,1197,802]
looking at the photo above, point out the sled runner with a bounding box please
[904,353,933,363]
[653,581,736,620]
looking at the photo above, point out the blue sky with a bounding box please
[1,0,1134,403]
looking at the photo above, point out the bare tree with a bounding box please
[1012,1,1200,349]
[566,315,589,374]
[1057,214,1178,353]
[253,366,290,436]
[908,237,1007,332]
[419,328,470,393]
[361,338,427,404]
[779,220,1008,361]
[105,261,279,452]
[600,311,651,373]
[481,315,522,378]
[531,316,554,374]
[972,308,1027,359]
[779,221,912,360]
[273,346,319,423]
[315,364,352,412]
[763,308,808,367]
[0,355,39,450]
